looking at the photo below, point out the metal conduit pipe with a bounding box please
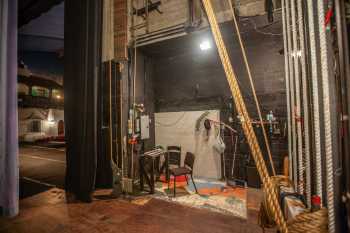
[286,0,297,188]
[281,0,292,180]
[291,0,304,194]
[316,0,336,232]
[297,0,311,207]
[306,0,323,202]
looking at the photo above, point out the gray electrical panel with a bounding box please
[140,115,150,139]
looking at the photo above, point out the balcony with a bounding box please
[18,94,63,109]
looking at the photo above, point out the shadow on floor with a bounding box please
[19,178,53,199]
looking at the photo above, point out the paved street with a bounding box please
[19,146,66,199]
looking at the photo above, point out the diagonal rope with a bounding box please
[201,1,287,232]
[226,0,276,176]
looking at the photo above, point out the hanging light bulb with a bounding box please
[47,109,54,122]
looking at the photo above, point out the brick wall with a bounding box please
[114,0,128,60]
[131,0,239,37]
[130,0,269,37]
[140,13,286,119]
[132,0,190,36]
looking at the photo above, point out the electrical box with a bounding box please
[140,115,150,139]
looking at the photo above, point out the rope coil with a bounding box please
[201,1,329,232]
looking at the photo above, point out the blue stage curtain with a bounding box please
[0,0,19,217]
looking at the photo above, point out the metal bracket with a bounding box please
[133,0,162,19]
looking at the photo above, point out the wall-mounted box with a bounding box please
[140,115,150,139]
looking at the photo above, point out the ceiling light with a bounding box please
[200,40,211,51]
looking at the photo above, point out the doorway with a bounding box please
[18,1,65,199]
[58,120,64,135]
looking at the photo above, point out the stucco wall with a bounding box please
[18,107,64,139]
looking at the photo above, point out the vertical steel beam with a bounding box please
[306,0,323,202]
[297,0,311,207]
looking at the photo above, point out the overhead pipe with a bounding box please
[317,0,336,232]
[297,0,311,207]
[306,0,323,202]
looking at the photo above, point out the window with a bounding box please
[17,83,29,95]
[32,86,49,98]
[31,120,41,132]
[52,89,63,100]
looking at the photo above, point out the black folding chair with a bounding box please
[161,146,181,181]
[168,152,198,197]
[167,146,181,167]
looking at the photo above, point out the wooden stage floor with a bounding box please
[0,187,272,233]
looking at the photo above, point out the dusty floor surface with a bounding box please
[0,146,273,233]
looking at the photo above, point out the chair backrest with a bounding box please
[167,146,181,167]
[184,152,195,170]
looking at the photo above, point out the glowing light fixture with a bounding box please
[47,121,55,125]
[200,40,211,51]
[47,109,54,122]
[56,95,61,99]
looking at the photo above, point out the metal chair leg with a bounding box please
[185,175,189,185]
[168,175,170,191]
[191,174,198,193]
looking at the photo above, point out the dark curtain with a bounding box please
[64,0,102,202]
[0,0,19,217]
[95,62,113,188]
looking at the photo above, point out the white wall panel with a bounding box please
[155,110,221,179]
